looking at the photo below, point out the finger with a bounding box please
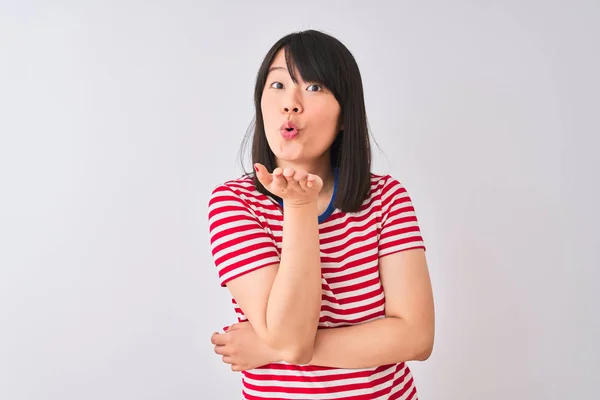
[283,168,302,192]
[294,170,309,191]
[214,345,227,356]
[211,332,227,346]
[306,173,323,190]
[272,167,287,188]
[283,167,295,179]
[222,355,234,364]
[238,321,251,328]
[228,321,250,330]
[254,163,273,188]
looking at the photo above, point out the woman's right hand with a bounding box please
[254,163,323,206]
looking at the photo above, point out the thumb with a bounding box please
[227,323,241,332]
[307,173,324,191]
[254,163,272,187]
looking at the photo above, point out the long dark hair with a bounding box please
[239,30,372,213]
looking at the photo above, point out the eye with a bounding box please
[270,81,284,89]
[307,84,323,92]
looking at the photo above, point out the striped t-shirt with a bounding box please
[208,171,426,400]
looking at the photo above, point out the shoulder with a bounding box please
[208,174,275,217]
[209,174,257,202]
[368,172,407,197]
[366,172,418,217]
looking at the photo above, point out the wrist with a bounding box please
[283,200,318,209]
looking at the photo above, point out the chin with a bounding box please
[274,153,303,163]
[272,147,305,163]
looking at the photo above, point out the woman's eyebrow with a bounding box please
[268,66,287,73]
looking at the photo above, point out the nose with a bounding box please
[281,94,303,114]
[283,106,300,113]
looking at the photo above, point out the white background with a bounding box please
[1,1,598,399]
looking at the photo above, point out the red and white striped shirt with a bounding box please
[208,172,426,399]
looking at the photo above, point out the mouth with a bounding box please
[280,121,299,139]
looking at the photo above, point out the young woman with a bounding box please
[208,30,435,400]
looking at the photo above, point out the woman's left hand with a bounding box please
[211,321,280,371]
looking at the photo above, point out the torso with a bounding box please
[209,172,425,399]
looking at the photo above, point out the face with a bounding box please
[260,49,342,166]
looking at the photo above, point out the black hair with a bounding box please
[239,29,372,213]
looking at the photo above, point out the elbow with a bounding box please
[262,319,319,364]
[414,331,435,361]
[264,336,314,365]
[282,345,313,365]
[415,342,433,361]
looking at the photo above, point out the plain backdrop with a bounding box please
[1,1,598,399]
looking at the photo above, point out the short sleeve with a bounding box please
[378,176,426,257]
[208,185,280,287]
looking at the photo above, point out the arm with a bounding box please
[226,202,321,363]
[209,166,323,364]
[309,248,435,368]
[212,248,434,370]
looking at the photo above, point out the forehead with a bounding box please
[271,48,286,66]
[268,48,302,81]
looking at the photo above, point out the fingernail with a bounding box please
[223,326,229,331]
[254,164,259,173]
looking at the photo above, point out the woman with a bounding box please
[208,30,434,399]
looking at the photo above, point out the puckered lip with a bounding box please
[280,120,299,131]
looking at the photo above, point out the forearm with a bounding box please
[265,202,321,362]
[308,317,433,368]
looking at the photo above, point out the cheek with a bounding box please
[260,96,277,123]
[313,102,341,130]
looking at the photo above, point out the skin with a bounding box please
[209,48,343,365]
[211,49,435,371]
[212,247,435,371]
[260,48,342,213]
